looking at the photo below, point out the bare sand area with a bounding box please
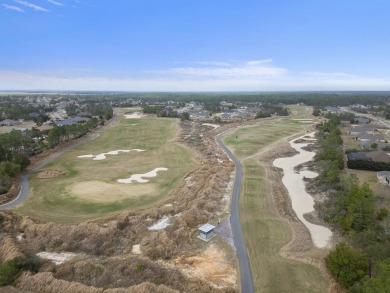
[36,252,79,265]
[77,149,145,160]
[202,123,220,129]
[117,167,168,184]
[68,180,155,202]
[273,132,333,248]
[124,112,144,119]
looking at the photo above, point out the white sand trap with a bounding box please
[118,167,168,184]
[148,215,171,231]
[203,123,220,129]
[132,244,141,255]
[124,112,144,119]
[77,149,145,160]
[273,132,333,248]
[37,252,78,265]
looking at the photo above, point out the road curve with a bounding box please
[0,132,100,210]
[216,133,254,293]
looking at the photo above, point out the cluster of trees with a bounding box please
[314,114,344,185]
[0,130,36,194]
[85,103,113,120]
[0,104,47,120]
[261,104,289,116]
[323,177,390,291]
[141,105,180,118]
[47,118,99,148]
[312,113,390,291]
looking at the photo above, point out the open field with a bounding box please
[15,113,196,223]
[0,120,36,134]
[287,105,313,117]
[223,118,328,292]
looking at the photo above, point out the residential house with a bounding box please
[0,119,22,127]
[365,151,390,163]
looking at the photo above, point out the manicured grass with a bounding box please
[224,119,328,292]
[287,105,313,116]
[15,114,196,223]
[223,119,305,159]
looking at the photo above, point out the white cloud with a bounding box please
[47,0,64,6]
[245,59,273,66]
[13,0,49,12]
[1,69,390,92]
[152,60,287,78]
[2,4,25,12]
[1,60,390,91]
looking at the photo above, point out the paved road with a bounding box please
[216,133,254,293]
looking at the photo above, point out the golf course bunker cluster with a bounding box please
[77,149,145,160]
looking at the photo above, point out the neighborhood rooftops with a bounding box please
[347,152,371,161]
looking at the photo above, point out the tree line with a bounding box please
[313,113,390,291]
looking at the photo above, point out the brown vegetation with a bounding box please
[0,120,238,292]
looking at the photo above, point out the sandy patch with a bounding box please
[124,112,144,119]
[273,132,333,248]
[117,167,168,184]
[173,244,237,289]
[68,180,155,202]
[148,215,171,231]
[77,149,145,161]
[37,252,78,265]
[132,244,141,255]
[203,123,220,129]
[36,169,65,179]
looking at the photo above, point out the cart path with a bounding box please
[216,133,254,293]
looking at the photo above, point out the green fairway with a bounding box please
[223,119,304,159]
[16,114,196,223]
[223,118,328,293]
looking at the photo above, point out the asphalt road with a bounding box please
[216,133,254,293]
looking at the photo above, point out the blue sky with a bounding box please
[1,0,390,91]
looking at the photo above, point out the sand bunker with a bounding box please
[68,180,155,202]
[203,123,220,129]
[117,167,168,184]
[36,169,65,179]
[77,149,145,160]
[273,132,333,248]
[37,252,78,265]
[124,112,144,119]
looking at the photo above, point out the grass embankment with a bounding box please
[223,118,328,293]
[16,115,195,223]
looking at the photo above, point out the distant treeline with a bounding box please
[113,92,390,107]
[3,92,390,110]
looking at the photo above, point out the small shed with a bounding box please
[198,223,216,242]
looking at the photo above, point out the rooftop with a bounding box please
[198,223,216,233]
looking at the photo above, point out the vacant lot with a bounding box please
[223,118,328,292]
[16,114,196,223]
